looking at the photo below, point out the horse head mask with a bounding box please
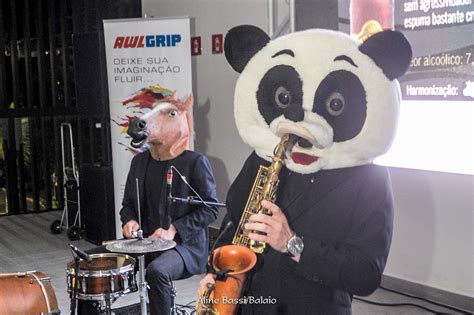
[127,93,194,159]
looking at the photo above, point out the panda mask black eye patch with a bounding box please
[313,70,367,142]
[256,65,303,125]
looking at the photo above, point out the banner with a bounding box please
[341,0,474,101]
[103,17,192,237]
[339,0,474,174]
[395,0,473,101]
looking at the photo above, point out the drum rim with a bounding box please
[69,285,138,301]
[66,253,136,277]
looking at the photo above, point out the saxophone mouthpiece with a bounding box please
[287,134,299,156]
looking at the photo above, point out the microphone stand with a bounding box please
[70,253,80,315]
[170,196,226,208]
[135,178,148,315]
[69,244,92,315]
[169,193,228,276]
[168,165,226,209]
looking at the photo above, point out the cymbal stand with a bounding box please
[135,178,148,315]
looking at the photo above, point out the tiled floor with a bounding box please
[0,211,465,314]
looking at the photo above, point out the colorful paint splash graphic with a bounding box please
[113,85,175,154]
[122,85,175,109]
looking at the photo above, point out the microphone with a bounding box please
[162,166,173,230]
[69,244,92,263]
[211,220,234,253]
[208,220,234,276]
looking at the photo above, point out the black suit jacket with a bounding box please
[222,152,394,314]
[120,150,219,275]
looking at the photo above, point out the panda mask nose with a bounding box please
[284,105,304,123]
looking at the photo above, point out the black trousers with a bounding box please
[76,247,190,315]
[145,249,191,315]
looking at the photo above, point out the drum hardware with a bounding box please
[70,248,81,315]
[29,272,56,315]
[135,178,149,315]
[29,276,51,283]
[0,271,33,277]
[132,183,153,314]
[0,270,52,284]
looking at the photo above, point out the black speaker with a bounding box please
[80,165,116,244]
[72,0,142,116]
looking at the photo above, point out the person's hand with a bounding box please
[149,224,177,240]
[198,273,216,296]
[123,220,139,239]
[245,200,293,253]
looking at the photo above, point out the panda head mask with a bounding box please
[225,25,412,174]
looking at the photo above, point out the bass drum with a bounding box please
[0,271,60,315]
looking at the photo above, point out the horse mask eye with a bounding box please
[169,110,178,117]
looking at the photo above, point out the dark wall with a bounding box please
[72,0,142,118]
[0,0,140,215]
[0,0,79,214]
[295,0,339,31]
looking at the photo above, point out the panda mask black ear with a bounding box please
[225,25,270,73]
[359,30,412,80]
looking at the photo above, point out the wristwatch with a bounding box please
[287,232,304,257]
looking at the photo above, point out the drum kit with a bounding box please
[65,175,225,314]
[66,179,179,315]
[66,234,177,314]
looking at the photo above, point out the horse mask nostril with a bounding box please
[127,117,148,143]
[128,118,146,132]
[137,120,147,129]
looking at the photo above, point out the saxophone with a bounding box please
[196,134,298,315]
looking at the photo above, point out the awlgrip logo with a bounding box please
[113,34,182,49]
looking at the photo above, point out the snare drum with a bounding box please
[0,271,60,315]
[66,253,137,301]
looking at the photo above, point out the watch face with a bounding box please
[288,235,304,256]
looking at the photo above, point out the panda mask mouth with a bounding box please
[277,121,324,166]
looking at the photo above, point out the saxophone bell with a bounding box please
[196,245,257,315]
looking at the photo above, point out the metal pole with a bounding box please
[289,0,296,33]
[60,124,69,229]
[136,178,142,231]
[136,178,148,314]
[139,255,148,315]
[268,0,274,37]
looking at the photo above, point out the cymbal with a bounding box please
[106,238,176,254]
